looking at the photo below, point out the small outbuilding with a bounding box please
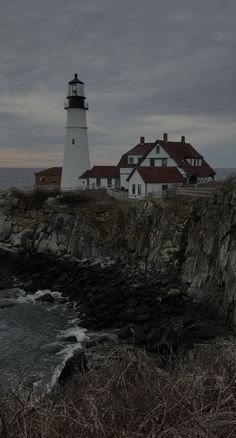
[127,166,185,198]
[35,167,62,191]
[79,166,120,189]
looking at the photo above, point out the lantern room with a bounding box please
[65,73,88,110]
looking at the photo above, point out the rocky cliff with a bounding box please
[0,185,235,322]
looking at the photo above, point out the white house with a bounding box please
[117,134,215,193]
[127,166,185,198]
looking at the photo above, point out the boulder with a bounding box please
[36,293,54,303]
[58,352,88,386]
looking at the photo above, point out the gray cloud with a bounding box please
[0,0,235,167]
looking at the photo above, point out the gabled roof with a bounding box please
[138,139,215,177]
[79,166,120,179]
[156,140,215,177]
[128,166,185,184]
[118,137,215,177]
[118,142,154,168]
[35,167,62,177]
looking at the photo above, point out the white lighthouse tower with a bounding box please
[61,73,90,189]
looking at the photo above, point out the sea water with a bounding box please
[0,288,86,391]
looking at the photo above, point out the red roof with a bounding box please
[129,167,185,184]
[118,142,154,168]
[35,167,62,177]
[79,166,120,179]
[156,140,215,177]
[118,138,215,177]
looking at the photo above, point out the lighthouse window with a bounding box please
[72,139,75,145]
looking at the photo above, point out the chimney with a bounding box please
[163,133,168,142]
[140,136,145,144]
[181,135,185,143]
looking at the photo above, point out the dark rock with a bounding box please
[61,336,77,343]
[84,340,98,348]
[0,303,15,309]
[97,335,109,344]
[58,352,88,386]
[36,293,54,303]
[118,325,133,339]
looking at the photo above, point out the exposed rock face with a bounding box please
[0,186,235,323]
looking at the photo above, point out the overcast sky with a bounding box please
[0,0,235,168]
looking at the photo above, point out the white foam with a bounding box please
[15,289,63,304]
[50,326,87,387]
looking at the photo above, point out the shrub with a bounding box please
[1,343,236,437]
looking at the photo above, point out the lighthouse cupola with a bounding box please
[65,73,88,110]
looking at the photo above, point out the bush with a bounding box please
[57,190,91,205]
[1,344,236,437]
[10,189,58,209]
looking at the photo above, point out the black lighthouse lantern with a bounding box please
[65,74,88,109]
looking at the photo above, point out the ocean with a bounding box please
[0,289,86,391]
[0,168,43,189]
[0,167,235,190]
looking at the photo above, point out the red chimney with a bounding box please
[181,135,185,143]
[163,133,168,141]
[140,136,145,144]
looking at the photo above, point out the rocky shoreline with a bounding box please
[0,251,230,363]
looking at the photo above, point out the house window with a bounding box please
[87,178,89,186]
[138,157,142,164]
[162,158,167,166]
[138,184,142,195]
[72,139,75,145]
[107,178,112,187]
[162,184,168,191]
[150,158,155,167]
[128,157,134,164]
[96,177,101,187]
[132,184,136,195]
[51,179,56,184]
[156,145,160,154]
[39,176,45,183]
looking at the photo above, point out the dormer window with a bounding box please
[128,157,134,164]
[72,139,75,145]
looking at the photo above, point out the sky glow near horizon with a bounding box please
[0,0,235,168]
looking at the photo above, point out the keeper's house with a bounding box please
[117,134,215,191]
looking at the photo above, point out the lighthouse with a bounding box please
[61,74,90,189]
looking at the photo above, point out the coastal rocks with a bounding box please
[58,352,88,386]
[1,251,226,353]
[36,293,54,303]
[0,219,12,240]
[0,186,235,324]
[61,335,77,343]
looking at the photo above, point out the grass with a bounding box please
[1,343,236,437]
